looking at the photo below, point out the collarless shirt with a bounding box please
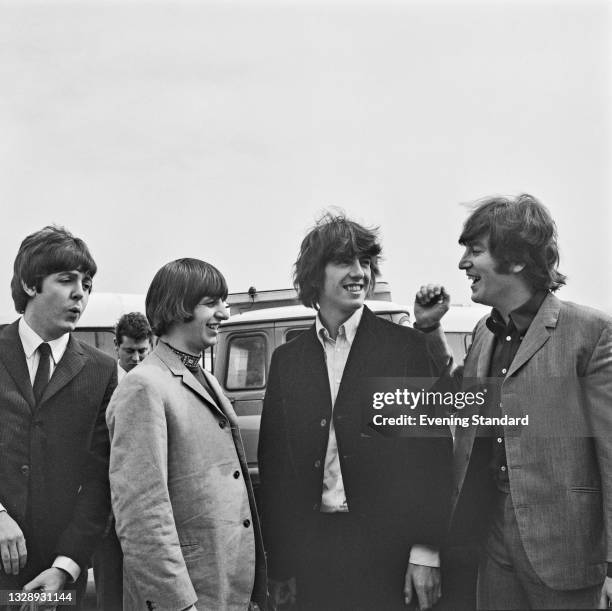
[19,317,70,385]
[315,306,363,513]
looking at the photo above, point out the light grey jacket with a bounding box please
[107,342,266,610]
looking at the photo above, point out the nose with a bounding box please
[215,300,229,321]
[348,258,366,278]
[458,248,471,270]
[72,281,85,299]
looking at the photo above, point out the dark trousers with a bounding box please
[477,490,601,610]
[294,512,416,611]
[92,529,123,611]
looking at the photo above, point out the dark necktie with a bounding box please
[33,342,52,404]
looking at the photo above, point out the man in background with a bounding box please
[114,311,153,382]
[93,311,153,610]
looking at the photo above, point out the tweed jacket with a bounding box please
[427,293,612,589]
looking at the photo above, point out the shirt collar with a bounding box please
[18,317,70,364]
[486,291,548,338]
[316,306,364,346]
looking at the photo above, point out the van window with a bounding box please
[285,328,308,343]
[73,330,115,357]
[226,334,267,390]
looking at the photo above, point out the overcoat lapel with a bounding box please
[300,326,333,417]
[335,307,380,412]
[0,320,35,410]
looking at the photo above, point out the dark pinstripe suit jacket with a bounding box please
[0,320,117,585]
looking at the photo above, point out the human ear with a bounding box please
[21,280,36,297]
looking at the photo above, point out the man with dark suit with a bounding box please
[416,194,612,609]
[258,213,452,610]
[0,226,116,609]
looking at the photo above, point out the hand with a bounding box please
[269,577,296,608]
[23,566,68,596]
[599,575,612,608]
[404,563,441,610]
[0,511,27,574]
[414,285,450,328]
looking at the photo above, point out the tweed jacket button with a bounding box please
[233,470,240,479]
[219,419,227,429]
[243,519,251,528]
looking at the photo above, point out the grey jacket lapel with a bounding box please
[506,293,559,378]
[203,369,239,426]
[155,342,226,419]
[475,330,495,379]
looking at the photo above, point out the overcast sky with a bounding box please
[1,0,610,319]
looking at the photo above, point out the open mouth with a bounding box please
[343,283,364,293]
[206,323,220,331]
[68,307,81,315]
[466,274,481,288]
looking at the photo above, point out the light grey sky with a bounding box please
[1,0,610,318]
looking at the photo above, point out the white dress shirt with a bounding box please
[315,307,439,567]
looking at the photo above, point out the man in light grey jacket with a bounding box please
[107,258,266,611]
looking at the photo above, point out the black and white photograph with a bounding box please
[0,1,610,610]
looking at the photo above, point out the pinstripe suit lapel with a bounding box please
[0,320,35,410]
[39,335,86,406]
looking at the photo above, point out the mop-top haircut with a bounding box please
[11,225,97,313]
[294,212,382,309]
[459,193,566,292]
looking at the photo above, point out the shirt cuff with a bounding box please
[52,557,81,582]
[413,321,441,333]
[0,503,6,513]
[409,544,440,567]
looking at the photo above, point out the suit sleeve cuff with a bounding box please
[52,557,81,582]
[409,545,440,567]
